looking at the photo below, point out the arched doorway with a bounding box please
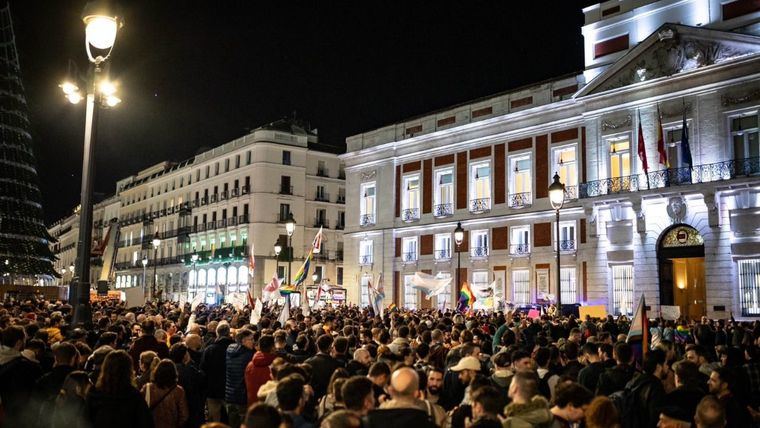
[657,224,706,320]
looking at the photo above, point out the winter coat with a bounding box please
[86,386,154,428]
[225,342,254,405]
[200,335,235,399]
[128,335,168,371]
[625,372,666,428]
[0,348,43,426]
[304,352,342,400]
[502,395,553,428]
[176,362,206,428]
[596,363,637,396]
[244,351,276,405]
[141,383,189,428]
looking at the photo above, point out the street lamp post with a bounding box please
[151,232,161,302]
[141,257,148,293]
[285,213,296,285]
[454,222,465,309]
[190,253,199,301]
[274,240,282,279]
[548,172,566,312]
[66,1,123,327]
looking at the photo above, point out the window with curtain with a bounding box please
[360,274,371,308]
[404,274,417,309]
[238,266,249,294]
[612,265,633,315]
[512,270,530,304]
[739,259,760,316]
[560,267,577,304]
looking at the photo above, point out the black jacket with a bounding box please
[177,362,206,428]
[225,343,254,405]
[0,354,43,426]
[363,408,437,428]
[577,361,606,393]
[596,363,637,396]
[200,336,235,399]
[305,353,342,400]
[626,372,665,428]
[86,387,153,428]
[665,385,705,423]
[346,359,369,376]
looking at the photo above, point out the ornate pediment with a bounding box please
[578,24,760,97]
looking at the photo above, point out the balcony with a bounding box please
[315,192,330,202]
[579,157,760,199]
[359,254,373,266]
[564,185,578,201]
[559,239,576,251]
[470,246,489,259]
[401,208,420,223]
[510,243,530,256]
[360,214,375,227]
[336,195,346,204]
[434,249,451,261]
[469,198,491,214]
[509,192,532,209]
[241,185,250,195]
[402,252,418,263]
[313,219,329,229]
[277,213,291,223]
[335,250,344,260]
[316,168,329,178]
[279,185,293,195]
[335,221,345,230]
[433,203,453,218]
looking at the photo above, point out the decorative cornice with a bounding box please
[601,115,631,131]
[360,170,376,181]
[721,88,760,107]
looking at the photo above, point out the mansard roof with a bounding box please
[576,23,760,97]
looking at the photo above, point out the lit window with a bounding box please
[360,183,376,226]
[360,274,371,308]
[434,233,451,260]
[404,274,417,309]
[360,239,373,265]
[739,259,760,316]
[402,237,418,263]
[608,135,632,192]
[510,226,530,255]
[402,175,420,222]
[557,221,576,252]
[509,155,532,208]
[434,169,454,217]
[471,271,489,310]
[513,270,530,304]
[470,230,489,258]
[731,113,759,162]
[612,264,633,315]
[560,267,577,304]
[469,162,491,213]
[552,145,577,200]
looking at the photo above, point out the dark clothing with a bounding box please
[626,372,666,428]
[577,361,606,393]
[283,411,315,428]
[0,353,43,426]
[440,368,465,410]
[128,336,168,370]
[86,387,154,428]
[363,408,437,428]
[551,415,572,428]
[470,416,502,428]
[596,363,637,396]
[188,349,203,368]
[346,359,369,376]
[200,336,235,399]
[562,360,583,381]
[176,362,206,428]
[428,342,447,370]
[51,395,90,428]
[665,386,705,424]
[36,365,76,401]
[225,343,254,405]
[304,352,341,399]
[719,393,753,428]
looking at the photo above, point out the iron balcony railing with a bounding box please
[470,246,489,258]
[402,252,418,263]
[315,192,330,202]
[359,255,373,265]
[279,185,294,195]
[559,240,576,251]
[316,168,329,177]
[579,157,760,199]
[335,250,344,260]
[510,243,530,255]
[335,221,345,230]
[434,203,453,218]
[360,214,375,227]
[509,192,532,209]
[313,219,329,229]
[470,198,491,214]
[336,195,346,204]
[434,249,451,260]
[564,185,578,201]
[401,208,420,222]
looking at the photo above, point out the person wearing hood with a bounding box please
[86,350,153,428]
[245,334,277,405]
[503,371,553,428]
[0,325,43,426]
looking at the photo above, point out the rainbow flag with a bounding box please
[457,282,476,312]
[627,294,649,362]
[292,248,313,286]
[279,284,297,296]
[388,303,397,312]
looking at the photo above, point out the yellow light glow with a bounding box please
[60,81,79,95]
[99,81,116,96]
[67,92,83,104]
[105,95,121,107]
[84,16,118,50]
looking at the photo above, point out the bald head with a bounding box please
[390,367,419,398]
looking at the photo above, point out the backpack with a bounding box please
[608,382,645,428]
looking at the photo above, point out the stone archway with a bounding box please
[657,224,705,319]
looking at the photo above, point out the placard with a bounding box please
[527,309,541,319]
[579,305,607,320]
[660,305,681,320]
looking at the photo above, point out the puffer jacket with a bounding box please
[245,351,276,405]
[225,342,253,405]
[200,336,235,399]
[502,395,553,428]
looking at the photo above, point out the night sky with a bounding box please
[9,1,593,224]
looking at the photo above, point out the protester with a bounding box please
[200,321,234,422]
[86,349,153,428]
[584,396,620,428]
[549,382,593,427]
[224,327,255,427]
[503,371,553,427]
[341,375,375,416]
[141,358,189,428]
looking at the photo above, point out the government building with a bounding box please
[49,119,346,304]
[341,0,760,319]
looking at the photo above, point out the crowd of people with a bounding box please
[1,297,759,428]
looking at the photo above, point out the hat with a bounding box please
[450,356,481,372]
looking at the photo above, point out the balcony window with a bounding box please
[612,264,634,316]
[510,226,530,255]
[469,162,491,213]
[552,144,577,200]
[665,126,688,169]
[560,267,577,304]
[471,270,489,310]
[359,239,373,265]
[739,259,760,316]
[317,160,328,177]
[282,150,291,165]
[404,274,417,310]
[557,221,576,252]
[731,113,759,162]
[360,274,371,308]
[402,175,420,222]
[470,229,489,258]
[360,183,376,226]
[608,136,632,192]
[434,233,451,261]
[315,209,327,228]
[316,185,328,202]
[402,237,418,263]
[434,169,454,217]
[513,269,530,305]
[509,155,532,208]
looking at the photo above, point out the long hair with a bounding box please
[151,359,178,390]
[96,350,135,394]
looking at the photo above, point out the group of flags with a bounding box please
[366,273,386,320]
[636,103,693,179]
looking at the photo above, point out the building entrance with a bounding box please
[657,224,706,320]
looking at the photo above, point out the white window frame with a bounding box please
[606,133,633,180]
[510,226,530,255]
[470,229,489,258]
[360,273,372,308]
[471,270,490,310]
[729,111,759,161]
[551,143,578,199]
[404,274,418,310]
[560,267,577,304]
[402,174,421,221]
[402,237,418,263]
[434,168,454,217]
[512,269,531,305]
[509,153,533,206]
[556,220,576,252]
[469,161,492,213]
[359,239,373,265]
[738,259,760,317]
[434,233,451,260]
[360,182,376,226]
[611,264,634,316]
[663,122,687,169]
